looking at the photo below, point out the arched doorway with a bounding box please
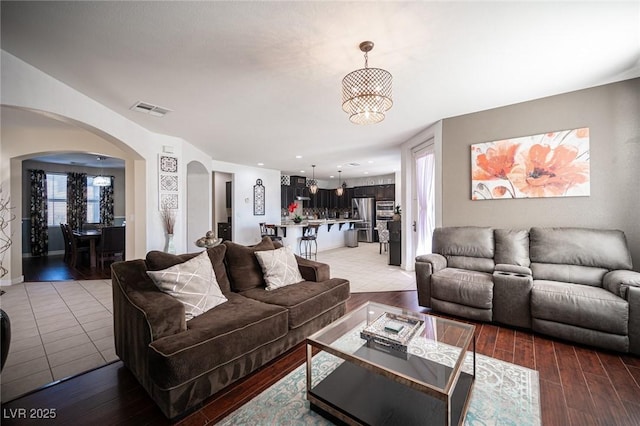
[1,106,145,282]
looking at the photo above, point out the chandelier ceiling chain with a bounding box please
[341,40,393,125]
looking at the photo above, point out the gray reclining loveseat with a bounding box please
[415,227,640,355]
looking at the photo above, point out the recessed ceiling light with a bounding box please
[337,164,342,168]
[364,171,369,174]
[300,170,305,173]
[257,162,264,166]
[296,155,302,159]
[330,175,335,178]
[367,160,374,164]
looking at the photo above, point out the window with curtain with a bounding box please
[86,176,101,223]
[67,172,87,231]
[46,173,67,226]
[99,177,115,226]
[30,169,49,256]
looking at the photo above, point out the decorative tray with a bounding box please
[360,312,424,353]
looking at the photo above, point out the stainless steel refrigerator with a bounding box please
[352,197,375,242]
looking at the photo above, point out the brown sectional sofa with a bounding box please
[111,237,350,419]
[415,226,640,355]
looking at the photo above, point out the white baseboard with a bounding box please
[0,275,25,286]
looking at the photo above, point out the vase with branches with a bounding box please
[160,206,176,253]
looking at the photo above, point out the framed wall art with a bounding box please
[471,127,590,200]
[159,154,179,209]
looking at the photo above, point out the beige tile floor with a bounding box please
[0,242,415,402]
[0,279,116,402]
[317,241,416,293]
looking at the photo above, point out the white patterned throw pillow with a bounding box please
[255,247,304,291]
[147,250,227,320]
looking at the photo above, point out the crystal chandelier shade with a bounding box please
[335,171,344,197]
[309,165,318,194]
[93,176,111,187]
[341,41,392,125]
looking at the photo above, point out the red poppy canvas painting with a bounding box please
[471,128,590,200]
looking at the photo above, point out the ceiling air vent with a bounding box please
[130,101,172,117]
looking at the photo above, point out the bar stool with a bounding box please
[260,222,282,242]
[299,224,319,260]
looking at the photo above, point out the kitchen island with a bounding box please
[275,219,362,255]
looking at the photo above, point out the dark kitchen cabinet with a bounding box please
[375,184,395,201]
[281,186,297,209]
[388,220,401,266]
[353,185,381,198]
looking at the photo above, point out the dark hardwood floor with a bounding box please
[2,291,639,425]
[22,254,111,282]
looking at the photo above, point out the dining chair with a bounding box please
[97,226,125,271]
[60,223,72,263]
[66,223,90,268]
[377,221,390,254]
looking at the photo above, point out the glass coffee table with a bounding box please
[306,301,476,425]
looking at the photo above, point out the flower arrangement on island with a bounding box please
[287,202,303,223]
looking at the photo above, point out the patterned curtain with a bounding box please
[29,169,48,256]
[67,172,87,231]
[100,176,115,226]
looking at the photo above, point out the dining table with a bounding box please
[72,229,101,268]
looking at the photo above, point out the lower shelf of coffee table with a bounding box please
[308,356,474,425]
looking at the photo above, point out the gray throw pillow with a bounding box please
[147,250,227,320]
[255,247,304,291]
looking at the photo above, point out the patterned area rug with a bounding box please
[219,328,541,425]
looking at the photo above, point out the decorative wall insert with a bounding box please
[471,127,590,200]
[159,154,179,209]
[253,179,265,216]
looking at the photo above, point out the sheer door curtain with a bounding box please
[415,151,435,256]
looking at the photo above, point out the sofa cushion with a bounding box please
[239,278,350,329]
[433,226,494,259]
[224,236,275,292]
[431,268,493,309]
[494,229,530,267]
[433,227,495,273]
[255,247,304,291]
[147,251,228,321]
[530,263,608,287]
[148,292,288,390]
[146,245,231,293]
[531,280,628,335]
[530,227,633,270]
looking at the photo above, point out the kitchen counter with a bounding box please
[274,219,363,254]
[276,219,361,236]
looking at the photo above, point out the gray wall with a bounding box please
[441,78,640,271]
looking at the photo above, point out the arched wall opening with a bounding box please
[1,106,146,282]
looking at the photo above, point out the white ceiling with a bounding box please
[2,1,639,180]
